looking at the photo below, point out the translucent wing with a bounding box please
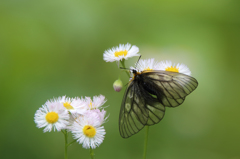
[119,70,197,138]
[119,81,165,138]
[142,70,198,107]
[119,83,147,138]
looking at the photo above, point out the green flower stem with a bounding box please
[120,59,130,78]
[67,139,77,147]
[61,130,68,159]
[89,147,94,159]
[61,130,77,159]
[143,126,149,159]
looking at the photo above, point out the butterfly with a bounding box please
[119,67,198,138]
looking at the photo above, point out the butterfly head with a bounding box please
[129,69,142,82]
[131,69,137,75]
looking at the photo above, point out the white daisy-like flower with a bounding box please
[159,60,191,75]
[103,43,140,62]
[34,101,69,132]
[130,58,161,72]
[71,115,106,149]
[50,96,87,115]
[84,95,106,110]
[84,109,108,125]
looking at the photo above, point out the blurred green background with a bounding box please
[1,0,240,159]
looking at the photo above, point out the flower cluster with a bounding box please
[103,43,191,76]
[34,95,108,149]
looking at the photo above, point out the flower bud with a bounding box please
[113,78,123,92]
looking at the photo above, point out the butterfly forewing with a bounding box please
[174,75,198,94]
[143,71,198,107]
[119,83,148,138]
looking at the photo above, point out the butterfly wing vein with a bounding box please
[119,71,198,138]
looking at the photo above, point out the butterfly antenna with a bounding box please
[135,55,142,69]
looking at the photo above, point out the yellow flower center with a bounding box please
[89,101,94,109]
[144,67,153,71]
[63,102,74,110]
[45,112,59,124]
[165,66,179,73]
[114,50,128,57]
[83,125,96,138]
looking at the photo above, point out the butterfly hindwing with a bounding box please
[137,83,166,126]
[145,99,165,126]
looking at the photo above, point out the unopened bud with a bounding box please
[113,79,123,92]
